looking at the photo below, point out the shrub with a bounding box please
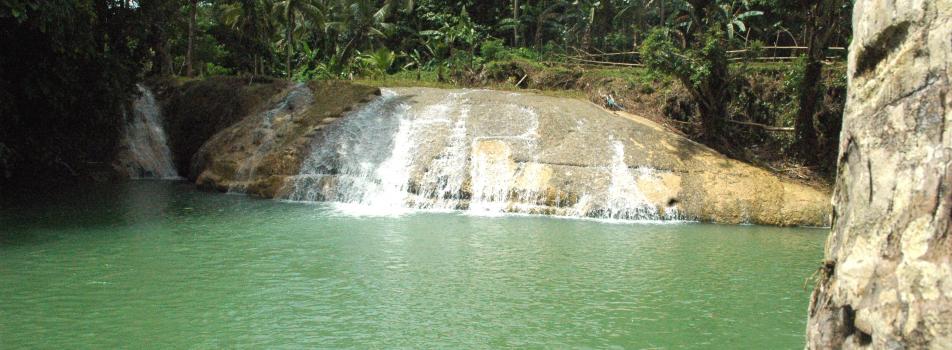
[480,39,506,61]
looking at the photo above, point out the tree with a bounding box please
[642,26,730,141]
[141,0,181,76]
[187,0,198,77]
[794,0,846,161]
[273,0,323,77]
[0,0,148,183]
[221,0,274,76]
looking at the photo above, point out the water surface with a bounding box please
[0,182,824,348]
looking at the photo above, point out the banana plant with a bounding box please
[718,1,763,40]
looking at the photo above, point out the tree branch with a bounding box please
[726,119,795,132]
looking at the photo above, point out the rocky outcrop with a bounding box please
[272,87,829,226]
[806,0,952,348]
[191,81,830,226]
[157,76,290,174]
[191,81,380,197]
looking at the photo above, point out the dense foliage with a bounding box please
[119,0,852,79]
[0,1,148,184]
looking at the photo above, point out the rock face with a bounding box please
[156,76,290,174]
[806,1,952,348]
[191,81,380,197]
[270,87,831,226]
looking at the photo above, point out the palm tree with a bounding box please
[273,0,323,77]
[186,0,198,77]
[532,0,569,48]
[795,0,846,160]
[325,0,411,66]
[222,0,275,76]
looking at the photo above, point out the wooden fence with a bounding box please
[560,46,847,68]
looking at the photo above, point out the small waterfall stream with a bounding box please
[287,89,679,221]
[118,84,179,179]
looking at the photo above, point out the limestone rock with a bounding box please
[282,87,832,226]
[806,0,952,348]
[191,81,380,195]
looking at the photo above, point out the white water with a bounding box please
[412,101,471,210]
[119,84,179,179]
[287,90,412,206]
[596,140,666,220]
[288,89,679,221]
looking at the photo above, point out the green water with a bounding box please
[0,181,825,349]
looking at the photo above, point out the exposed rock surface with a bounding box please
[192,81,380,197]
[156,76,290,174]
[806,0,952,348]
[195,83,832,226]
[390,88,830,226]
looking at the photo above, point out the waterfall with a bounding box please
[597,140,664,220]
[286,90,413,207]
[118,84,179,179]
[412,102,471,210]
[287,88,679,221]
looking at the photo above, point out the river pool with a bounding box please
[0,181,825,348]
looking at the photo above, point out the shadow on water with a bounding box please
[0,181,263,247]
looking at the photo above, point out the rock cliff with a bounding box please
[806,0,952,348]
[192,81,380,197]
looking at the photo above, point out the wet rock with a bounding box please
[282,87,831,226]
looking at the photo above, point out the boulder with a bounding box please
[191,81,380,197]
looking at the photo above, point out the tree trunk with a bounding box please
[696,96,725,142]
[159,39,173,76]
[806,0,952,348]
[795,0,841,162]
[512,0,520,47]
[286,13,294,78]
[794,57,822,161]
[149,25,173,76]
[581,6,594,51]
[186,0,197,77]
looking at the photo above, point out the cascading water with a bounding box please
[468,105,541,215]
[286,90,413,208]
[118,84,179,179]
[287,88,680,221]
[411,102,471,210]
[597,140,664,220]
